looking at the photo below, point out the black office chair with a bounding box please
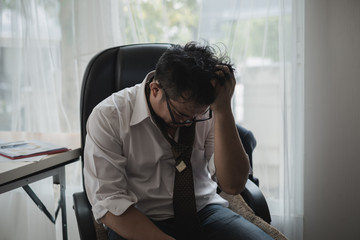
[73,43,271,240]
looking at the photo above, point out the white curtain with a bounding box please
[0,0,303,239]
[275,0,304,239]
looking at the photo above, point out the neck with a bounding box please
[166,125,178,138]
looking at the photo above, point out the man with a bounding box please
[84,42,273,240]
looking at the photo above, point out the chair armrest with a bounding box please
[73,192,97,240]
[240,180,272,224]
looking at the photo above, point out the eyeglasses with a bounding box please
[163,89,212,125]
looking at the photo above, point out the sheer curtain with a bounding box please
[276,1,304,239]
[0,0,303,239]
[0,1,80,240]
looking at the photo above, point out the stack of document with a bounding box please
[0,140,69,160]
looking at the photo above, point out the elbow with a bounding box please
[216,158,250,195]
[219,177,248,195]
[221,185,244,195]
[222,187,243,196]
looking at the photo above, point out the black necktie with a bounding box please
[163,125,202,239]
[145,81,201,238]
[171,124,199,227]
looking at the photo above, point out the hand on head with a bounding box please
[210,65,236,113]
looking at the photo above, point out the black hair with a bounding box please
[154,41,234,106]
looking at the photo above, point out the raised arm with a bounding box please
[211,65,250,195]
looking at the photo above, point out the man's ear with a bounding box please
[149,81,162,98]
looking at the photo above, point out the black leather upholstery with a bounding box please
[80,43,172,157]
[236,125,259,186]
[74,43,271,239]
[241,178,272,223]
[73,192,97,240]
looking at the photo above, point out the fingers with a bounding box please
[215,65,235,85]
[216,64,233,76]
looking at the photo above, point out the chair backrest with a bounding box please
[80,43,172,159]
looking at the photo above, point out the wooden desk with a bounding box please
[0,132,81,240]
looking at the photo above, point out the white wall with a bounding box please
[304,0,360,239]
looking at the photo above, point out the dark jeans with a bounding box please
[107,204,274,240]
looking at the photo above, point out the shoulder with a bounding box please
[94,84,140,116]
[88,84,142,132]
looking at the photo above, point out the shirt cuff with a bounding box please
[92,195,138,222]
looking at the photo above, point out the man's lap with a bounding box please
[107,204,273,240]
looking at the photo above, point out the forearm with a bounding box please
[101,205,174,240]
[213,109,250,195]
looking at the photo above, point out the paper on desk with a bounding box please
[0,154,46,162]
[0,139,47,162]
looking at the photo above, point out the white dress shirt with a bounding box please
[84,71,228,222]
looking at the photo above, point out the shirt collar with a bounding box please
[130,71,156,126]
